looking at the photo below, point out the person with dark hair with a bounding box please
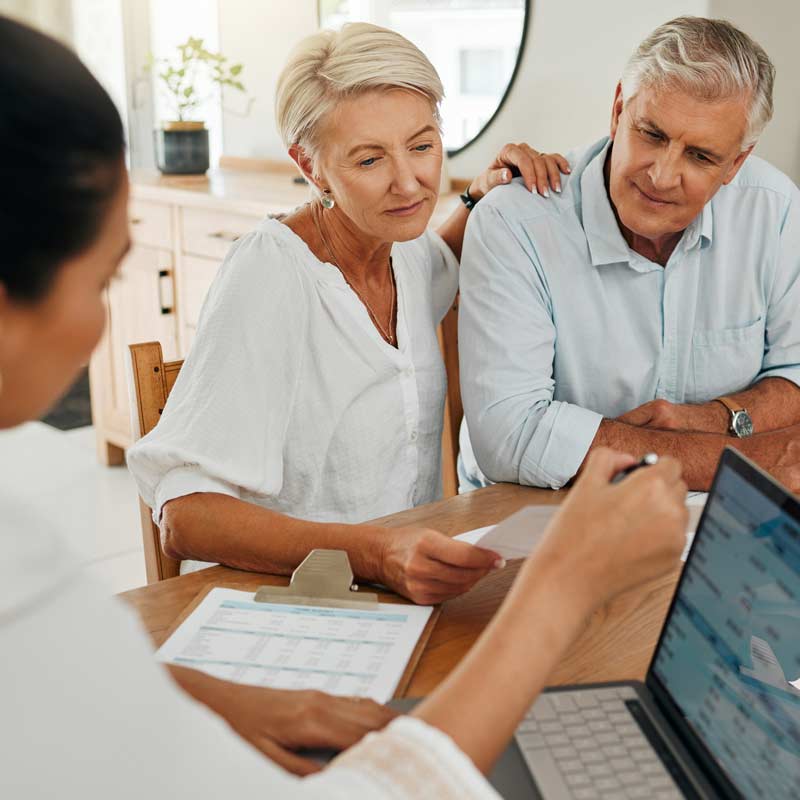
[0,16,688,798]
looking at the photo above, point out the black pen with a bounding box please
[611,452,659,484]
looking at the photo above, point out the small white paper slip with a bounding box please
[456,497,708,563]
[687,491,709,507]
[156,587,433,703]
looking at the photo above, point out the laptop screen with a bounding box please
[650,450,800,799]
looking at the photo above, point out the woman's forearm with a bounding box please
[412,449,688,775]
[436,201,470,261]
[161,492,388,581]
[412,549,590,773]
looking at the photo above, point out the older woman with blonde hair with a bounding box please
[128,23,568,603]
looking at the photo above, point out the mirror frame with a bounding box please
[316,0,532,157]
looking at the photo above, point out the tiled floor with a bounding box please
[0,422,146,593]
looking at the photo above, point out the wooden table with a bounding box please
[120,483,683,695]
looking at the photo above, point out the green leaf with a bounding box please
[230,64,243,76]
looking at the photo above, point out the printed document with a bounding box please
[157,588,433,702]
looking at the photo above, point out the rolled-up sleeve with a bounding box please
[459,198,601,489]
[126,229,307,521]
[757,185,800,388]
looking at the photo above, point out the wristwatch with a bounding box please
[459,186,478,211]
[714,396,754,438]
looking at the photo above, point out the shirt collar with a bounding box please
[682,200,714,251]
[581,138,714,268]
[581,139,634,267]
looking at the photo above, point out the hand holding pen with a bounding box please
[611,453,659,484]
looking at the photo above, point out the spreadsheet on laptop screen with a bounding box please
[652,462,800,798]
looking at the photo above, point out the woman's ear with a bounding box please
[288,144,323,193]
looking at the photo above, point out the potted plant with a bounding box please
[148,37,247,175]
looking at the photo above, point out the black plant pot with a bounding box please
[155,123,210,175]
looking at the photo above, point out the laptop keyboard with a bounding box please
[515,686,684,799]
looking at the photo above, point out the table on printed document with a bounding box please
[120,483,684,695]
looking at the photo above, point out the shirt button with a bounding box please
[410,430,418,442]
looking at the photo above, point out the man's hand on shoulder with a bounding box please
[617,398,728,434]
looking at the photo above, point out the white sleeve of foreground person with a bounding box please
[0,496,498,800]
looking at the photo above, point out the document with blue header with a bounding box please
[156,587,434,702]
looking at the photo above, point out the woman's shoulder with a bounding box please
[206,217,316,308]
[394,228,454,268]
[393,227,436,260]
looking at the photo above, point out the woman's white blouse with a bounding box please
[0,491,500,799]
[127,218,459,525]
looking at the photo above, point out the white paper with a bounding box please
[456,495,709,563]
[157,588,433,703]
[686,491,709,506]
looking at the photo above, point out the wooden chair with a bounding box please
[127,342,184,583]
[128,308,463,583]
[438,298,462,498]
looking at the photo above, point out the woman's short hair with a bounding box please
[0,16,125,303]
[621,16,775,148]
[275,22,443,170]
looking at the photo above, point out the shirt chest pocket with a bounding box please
[691,317,765,403]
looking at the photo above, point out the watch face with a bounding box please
[733,411,754,437]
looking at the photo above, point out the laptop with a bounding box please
[396,447,800,799]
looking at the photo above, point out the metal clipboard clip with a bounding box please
[254,549,379,610]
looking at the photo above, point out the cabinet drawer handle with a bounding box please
[209,230,240,242]
[158,269,174,315]
[130,216,143,225]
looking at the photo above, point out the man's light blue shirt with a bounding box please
[459,137,800,490]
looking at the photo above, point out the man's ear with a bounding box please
[609,82,624,141]
[288,144,323,192]
[722,144,755,186]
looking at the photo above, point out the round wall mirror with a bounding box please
[318,1,529,155]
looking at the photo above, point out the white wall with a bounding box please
[710,0,800,182]
[448,0,706,177]
[219,0,317,160]
[218,0,800,184]
[0,0,72,42]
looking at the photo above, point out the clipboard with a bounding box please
[162,550,441,699]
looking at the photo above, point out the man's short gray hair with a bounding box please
[621,16,775,148]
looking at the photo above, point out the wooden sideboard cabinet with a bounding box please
[89,166,461,472]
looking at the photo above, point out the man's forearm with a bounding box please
[724,377,800,432]
[590,417,800,493]
[672,377,800,434]
[619,378,800,435]
[590,419,730,490]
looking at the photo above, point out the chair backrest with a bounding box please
[438,298,462,498]
[128,314,463,583]
[128,341,183,583]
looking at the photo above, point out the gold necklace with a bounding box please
[312,206,397,347]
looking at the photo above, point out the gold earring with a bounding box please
[320,190,335,210]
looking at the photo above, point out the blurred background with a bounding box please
[3,0,798,181]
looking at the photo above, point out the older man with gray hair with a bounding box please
[459,16,800,493]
